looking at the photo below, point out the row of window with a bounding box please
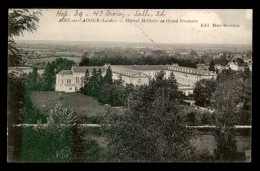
[58,76,82,84]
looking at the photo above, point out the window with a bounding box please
[62,79,63,84]
[76,77,79,83]
[69,87,72,90]
[138,79,141,84]
[67,79,71,84]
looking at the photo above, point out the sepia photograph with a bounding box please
[7,9,252,162]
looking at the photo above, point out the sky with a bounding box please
[14,9,252,44]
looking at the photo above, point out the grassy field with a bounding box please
[30,91,105,117]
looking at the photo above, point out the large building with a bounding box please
[55,64,217,95]
[55,66,105,92]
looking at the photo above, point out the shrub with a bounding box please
[83,137,101,162]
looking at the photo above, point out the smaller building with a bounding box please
[196,64,209,70]
[228,61,246,71]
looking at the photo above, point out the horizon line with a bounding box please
[14,39,252,46]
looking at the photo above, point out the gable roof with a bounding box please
[72,66,105,73]
[57,70,73,75]
[111,65,148,77]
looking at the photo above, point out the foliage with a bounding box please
[7,74,26,161]
[214,55,229,66]
[47,102,74,126]
[79,52,90,66]
[40,58,75,91]
[210,69,245,161]
[23,91,47,124]
[193,79,216,107]
[102,71,196,162]
[214,127,238,161]
[41,62,56,91]
[21,126,72,162]
[21,103,74,162]
[25,67,42,91]
[87,53,198,68]
[82,137,101,161]
[209,60,215,72]
[81,69,90,95]
[8,9,41,67]
[103,66,113,85]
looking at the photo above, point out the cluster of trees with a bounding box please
[80,66,126,107]
[101,71,206,162]
[26,58,75,91]
[192,68,252,160]
[21,103,75,162]
[8,9,43,162]
[79,51,199,68]
[100,68,251,162]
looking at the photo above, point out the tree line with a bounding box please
[79,52,199,68]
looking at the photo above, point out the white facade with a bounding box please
[55,64,217,94]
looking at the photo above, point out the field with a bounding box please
[30,91,105,117]
[28,57,81,65]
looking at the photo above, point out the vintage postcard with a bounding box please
[7,9,252,162]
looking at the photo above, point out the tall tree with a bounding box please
[193,79,216,108]
[25,67,41,91]
[8,9,41,162]
[42,62,56,91]
[209,60,215,72]
[8,9,41,66]
[82,69,90,95]
[87,68,98,97]
[211,69,244,161]
[79,52,90,66]
[103,66,113,85]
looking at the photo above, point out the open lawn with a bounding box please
[30,91,105,117]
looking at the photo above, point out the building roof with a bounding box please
[117,65,170,71]
[116,65,215,76]
[111,65,149,77]
[72,66,105,73]
[57,70,73,75]
[168,66,215,76]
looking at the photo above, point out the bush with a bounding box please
[83,137,101,162]
[21,103,74,162]
[21,126,72,162]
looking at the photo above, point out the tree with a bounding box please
[54,58,75,74]
[25,67,41,91]
[193,79,216,108]
[8,9,41,66]
[8,9,41,162]
[103,66,113,85]
[87,68,98,97]
[79,52,90,66]
[7,74,26,162]
[41,62,56,91]
[211,69,244,161]
[40,58,75,91]
[82,69,90,95]
[102,71,195,162]
[209,60,215,72]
